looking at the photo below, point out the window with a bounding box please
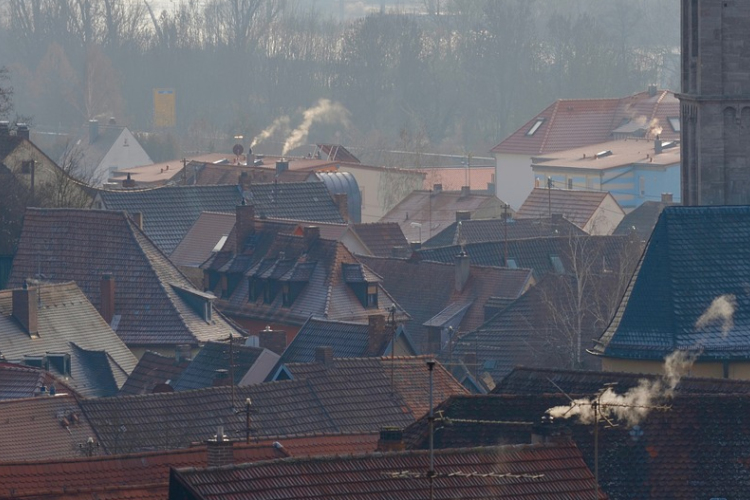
[668,117,681,132]
[366,284,378,308]
[282,283,292,307]
[506,258,518,269]
[567,178,573,190]
[550,255,565,274]
[526,119,544,136]
[21,160,33,174]
[639,177,646,197]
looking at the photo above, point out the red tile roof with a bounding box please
[492,89,679,155]
[170,443,605,499]
[516,188,622,230]
[352,222,409,257]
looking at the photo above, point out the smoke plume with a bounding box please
[281,99,351,155]
[648,118,663,137]
[547,350,698,426]
[250,116,291,149]
[695,294,736,337]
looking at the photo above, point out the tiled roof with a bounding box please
[421,166,496,192]
[96,182,344,255]
[0,363,77,401]
[402,392,750,499]
[352,222,409,256]
[380,190,508,243]
[423,216,586,248]
[80,358,464,455]
[613,200,676,241]
[210,232,404,326]
[118,351,190,396]
[170,212,237,267]
[173,341,271,391]
[170,443,604,500]
[192,163,313,185]
[269,431,379,456]
[282,356,468,419]
[0,395,95,461]
[491,89,680,155]
[494,367,750,396]
[0,281,137,398]
[9,209,244,347]
[0,442,285,499]
[595,206,750,360]
[417,234,639,280]
[357,256,532,351]
[516,188,620,230]
[0,134,23,160]
[278,317,376,363]
[442,275,605,388]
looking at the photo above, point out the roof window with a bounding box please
[550,255,565,274]
[526,119,544,136]
[668,117,680,132]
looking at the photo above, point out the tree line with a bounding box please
[0,0,679,157]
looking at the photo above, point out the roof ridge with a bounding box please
[539,100,559,153]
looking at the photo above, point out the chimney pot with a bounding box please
[122,172,136,188]
[259,327,287,355]
[302,226,320,242]
[235,203,255,254]
[315,346,334,365]
[12,284,38,337]
[654,136,663,155]
[100,274,115,325]
[367,315,388,356]
[661,192,673,203]
[175,344,192,363]
[206,430,234,467]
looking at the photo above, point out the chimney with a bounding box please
[206,427,234,468]
[455,210,471,223]
[175,344,193,363]
[0,121,9,136]
[89,119,99,143]
[332,193,349,223]
[460,186,470,198]
[275,160,289,175]
[410,241,422,251]
[368,314,388,356]
[212,369,231,387]
[259,326,287,355]
[661,192,673,203]
[654,135,663,154]
[454,251,470,293]
[100,274,115,325]
[122,173,136,188]
[238,171,251,192]
[16,123,29,140]
[315,346,334,365]
[108,117,116,125]
[12,282,38,337]
[426,327,441,355]
[235,203,255,254]
[246,147,254,166]
[376,427,405,452]
[302,225,320,243]
[131,212,143,230]
[648,84,657,97]
[433,184,442,193]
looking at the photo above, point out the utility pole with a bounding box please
[547,177,553,218]
[245,398,252,444]
[502,204,510,266]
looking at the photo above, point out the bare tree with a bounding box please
[0,67,13,118]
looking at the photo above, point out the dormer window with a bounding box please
[282,283,292,307]
[342,263,382,309]
[367,284,378,308]
[21,160,33,174]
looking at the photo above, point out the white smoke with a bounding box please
[547,350,698,427]
[250,116,291,149]
[648,118,663,137]
[695,294,736,337]
[281,99,351,155]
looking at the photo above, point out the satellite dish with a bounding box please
[233,144,244,156]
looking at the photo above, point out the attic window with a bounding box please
[282,283,292,307]
[526,119,544,136]
[506,258,518,269]
[668,117,680,132]
[550,255,565,274]
[367,284,379,308]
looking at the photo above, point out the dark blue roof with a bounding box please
[596,206,750,360]
[173,341,265,391]
[316,171,361,223]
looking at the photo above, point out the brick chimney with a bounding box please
[333,193,349,223]
[367,314,388,356]
[455,211,471,222]
[654,135,663,154]
[460,186,470,198]
[89,119,99,143]
[454,251,470,293]
[302,226,320,243]
[259,326,287,355]
[376,427,405,452]
[206,427,234,467]
[315,346,334,365]
[12,282,38,337]
[235,203,255,254]
[433,184,442,193]
[99,274,115,325]
[212,369,231,387]
[275,160,289,175]
[661,192,674,203]
[16,123,29,140]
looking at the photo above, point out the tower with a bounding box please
[680,1,750,205]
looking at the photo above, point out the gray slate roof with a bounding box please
[96,182,345,255]
[0,282,137,397]
[173,341,272,391]
[595,205,750,360]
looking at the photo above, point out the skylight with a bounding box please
[212,235,228,253]
[526,119,544,136]
[668,117,680,132]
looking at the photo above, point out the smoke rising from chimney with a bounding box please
[250,116,291,149]
[281,99,351,155]
[695,294,736,336]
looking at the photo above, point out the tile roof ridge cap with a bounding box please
[0,443,206,466]
[307,317,369,326]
